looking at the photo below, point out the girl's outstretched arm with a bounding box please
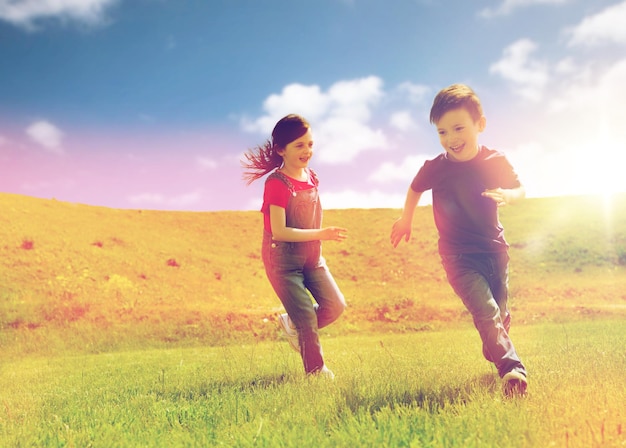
[269,205,347,242]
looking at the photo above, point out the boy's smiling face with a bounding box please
[435,107,486,162]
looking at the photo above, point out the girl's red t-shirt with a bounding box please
[261,173,315,233]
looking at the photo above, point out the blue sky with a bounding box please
[1,0,625,211]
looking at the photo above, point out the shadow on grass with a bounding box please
[340,372,499,415]
[150,369,502,415]
[152,372,295,401]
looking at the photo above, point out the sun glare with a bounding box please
[568,123,626,199]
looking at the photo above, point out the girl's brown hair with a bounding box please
[242,114,310,185]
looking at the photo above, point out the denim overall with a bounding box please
[262,170,346,374]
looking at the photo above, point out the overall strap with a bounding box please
[266,168,318,193]
[308,168,319,187]
[267,170,296,195]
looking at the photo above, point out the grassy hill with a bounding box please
[1,192,625,355]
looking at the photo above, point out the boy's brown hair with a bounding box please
[429,84,483,125]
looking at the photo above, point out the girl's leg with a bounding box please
[262,237,341,375]
[266,270,325,374]
[304,256,346,329]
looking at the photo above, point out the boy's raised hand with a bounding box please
[482,188,508,207]
[390,218,411,248]
[483,186,526,206]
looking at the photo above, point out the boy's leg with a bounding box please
[490,252,512,334]
[304,256,347,329]
[441,253,526,378]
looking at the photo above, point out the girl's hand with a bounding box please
[322,226,347,242]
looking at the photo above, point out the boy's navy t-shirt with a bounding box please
[410,146,521,255]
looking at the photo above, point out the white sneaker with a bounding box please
[308,365,335,380]
[318,365,335,380]
[278,313,299,352]
[503,370,527,397]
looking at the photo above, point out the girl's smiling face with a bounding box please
[278,129,314,174]
[435,108,486,162]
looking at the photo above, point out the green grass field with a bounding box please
[1,321,624,447]
[1,192,626,446]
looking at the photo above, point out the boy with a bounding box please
[390,84,528,397]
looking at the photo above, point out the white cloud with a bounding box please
[242,84,330,133]
[241,76,387,164]
[488,2,626,194]
[26,120,65,154]
[396,82,430,104]
[326,77,382,122]
[315,117,386,164]
[0,0,117,30]
[566,1,626,47]
[503,57,626,197]
[554,57,578,76]
[321,189,407,210]
[389,111,415,132]
[479,0,567,18]
[489,39,549,101]
[369,155,429,184]
[556,59,626,155]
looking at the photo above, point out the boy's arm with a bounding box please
[391,187,422,248]
[482,185,526,207]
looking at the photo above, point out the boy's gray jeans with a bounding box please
[441,251,526,378]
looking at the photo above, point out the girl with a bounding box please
[242,114,347,378]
